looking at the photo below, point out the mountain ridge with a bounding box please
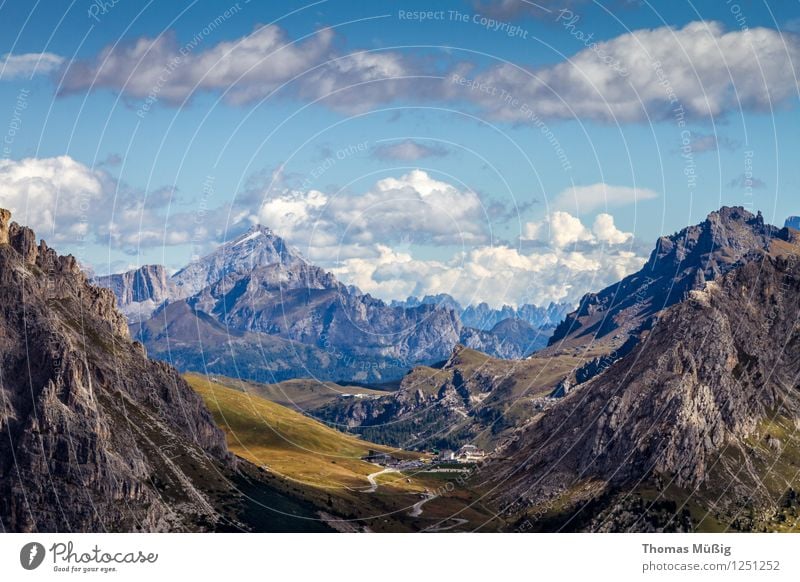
[480,209,800,531]
[0,208,234,531]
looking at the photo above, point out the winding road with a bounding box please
[409,494,438,517]
[364,467,466,528]
[363,467,398,493]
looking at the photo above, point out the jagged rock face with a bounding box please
[94,264,174,305]
[93,264,176,321]
[0,210,232,532]
[493,250,800,524]
[462,302,571,331]
[0,209,10,245]
[102,227,563,382]
[549,206,785,352]
[174,266,464,380]
[391,293,463,313]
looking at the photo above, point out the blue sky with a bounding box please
[1,0,798,307]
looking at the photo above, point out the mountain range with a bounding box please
[95,225,564,382]
[391,294,571,331]
[4,205,800,533]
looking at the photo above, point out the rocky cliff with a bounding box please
[460,318,553,359]
[0,208,238,532]
[93,264,176,321]
[171,224,306,299]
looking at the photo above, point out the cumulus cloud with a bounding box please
[0,155,189,251]
[454,21,800,122]
[523,210,593,247]
[552,183,658,213]
[0,156,108,240]
[373,140,449,161]
[251,173,644,306]
[592,212,632,244]
[257,169,489,256]
[0,52,64,79]
[329,211,644,308]
[522,210,632,247]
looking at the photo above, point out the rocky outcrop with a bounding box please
[93,264,177,322]
[0,209,235,532]
[0,208,10,245]
[391,293,571,332]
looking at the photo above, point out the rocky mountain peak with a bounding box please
[549,206,787,351]
[649,206,777,270]
[170,223,306,299]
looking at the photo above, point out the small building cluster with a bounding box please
[438,444,486,463]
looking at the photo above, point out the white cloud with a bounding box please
[0,52,64,79]
[298,50,417,112]
[0,156,107,240]
[258,169,489,255]
[61,26,334,103]
[254,174,644,307]
[329,210,645,308]
[60,25,418,111]
[456,21,800,122]
[55,20,798,122]
[592,213,632,244]
[0,156,191,251]
[523,210,593,247]
[552,182,659,213]
[522,209,632,247]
